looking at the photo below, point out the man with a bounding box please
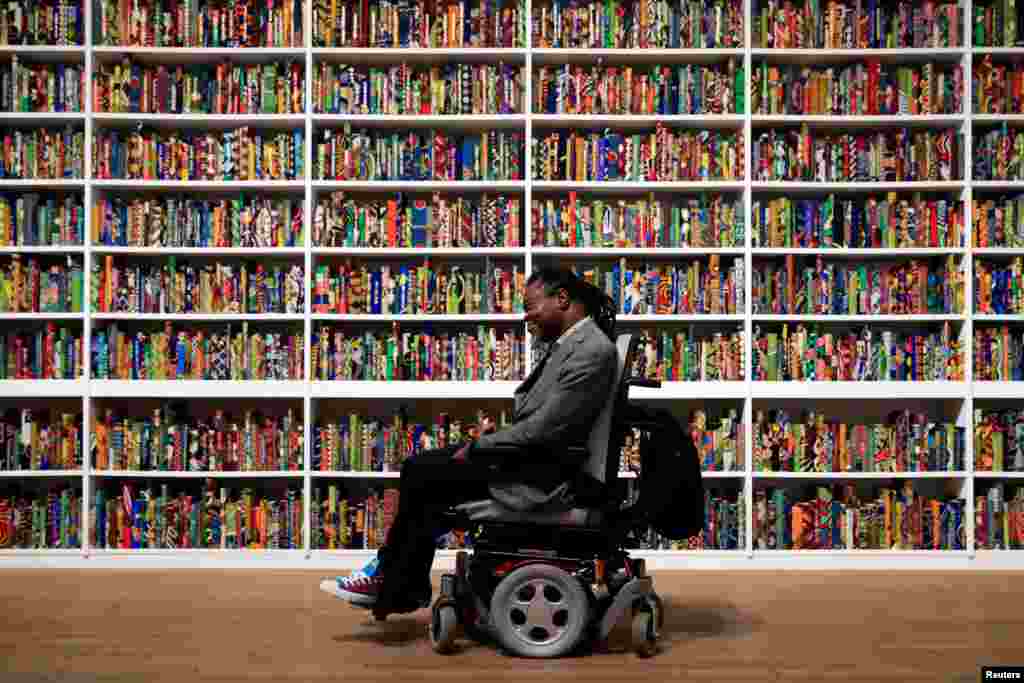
[320,268,619,617]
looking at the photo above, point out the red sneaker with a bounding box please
[325,573,384,607]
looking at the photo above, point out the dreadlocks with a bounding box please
[526,267,617,341]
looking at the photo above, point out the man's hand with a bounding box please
[480,416,497,435]
[451,442,472,463]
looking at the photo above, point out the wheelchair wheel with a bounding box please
[430,602,458,655]
[489,563,590,658]
[631,607,657,658]
[650,592,665,631]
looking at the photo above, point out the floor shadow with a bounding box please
[332,616,430,647]
[658,595,764,644]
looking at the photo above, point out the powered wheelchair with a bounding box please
[421,332,672,658]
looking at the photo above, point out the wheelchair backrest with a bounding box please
[581,332,639,485]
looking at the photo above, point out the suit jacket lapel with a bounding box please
[515,329,583,417]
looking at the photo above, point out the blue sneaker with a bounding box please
[319,557,380,605]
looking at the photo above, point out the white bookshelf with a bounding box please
[2,0,1024,568]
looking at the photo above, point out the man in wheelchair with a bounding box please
[321,267,687,657]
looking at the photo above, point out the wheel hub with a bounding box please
[506,578,573,647]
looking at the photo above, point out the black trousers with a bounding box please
[375,445,495,601]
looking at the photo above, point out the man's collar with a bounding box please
[553,316,591,347]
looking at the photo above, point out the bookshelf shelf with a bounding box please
[3,0,1023,568]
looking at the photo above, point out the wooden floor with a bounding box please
[0,570,1020,682]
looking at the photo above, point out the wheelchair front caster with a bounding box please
[430,601,458,654]
[631,608,657,658]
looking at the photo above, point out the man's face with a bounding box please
[524,281,566,341]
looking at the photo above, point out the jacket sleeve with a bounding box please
[473,341,617,464]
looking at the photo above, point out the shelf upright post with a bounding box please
[304,0,315,559]
[744,0,755,560]
[82,0,95,560]
[963,0,976,558]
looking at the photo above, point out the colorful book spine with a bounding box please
[973,325,1024,381]
[621,407,744,473]
[975,258,1024,314]
[0,408,82,470]
[752,322,964,381]
[92,127,304,181]
[973,194,1024,247]
[91,322,304,381]
[88,257,304,315]
[0,193,84,246]
[94,60,304,114]
[533,0,744,48]
[974,482,1024,549]
[753,194,965,249]
[95,0,303,47]
[973,0,1024,47]
[310,325,525,381]
[533,126,743,181]
[627,326,745,381]
[92,405,303,472]
[753,409,965,473]
[93,196,303,248]
[623,483,744,550]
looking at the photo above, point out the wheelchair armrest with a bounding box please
[625,377,662,389]
[469,444,589,464]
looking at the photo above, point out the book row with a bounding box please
[1,2,81,46]
[90,258,305,315]
[976,482,1024,550]
[2,58,83,113]
[0,487,80,549]
[0,193,85,247]
[315,128,523,182]
[0,127,84,180]
[91,323,305,381]
[973,326,1024,382]
[1,324,83,380]
[753,0,962,49]
[752,128,960,183]
[751,322,964,382]
[311,485,397,550]
[92,128,304,181]
[314,62,523,116]
[0,410,82,471]
[750,255,965,316]
[628,485,743,551]
[752,61,962,116]
[0,254,83,313]
[312,192,522,249]
[972,0,1024,47]
[532,0,743,49]
[627,327,745,383]
[753,194,964,249]
[533,193,743,249]
[570,257,744,315]
[10,403,1024,474]
[90,482,304,549]
[94,60,305,115]
[94,196,304,249]
[310,261,526,315]
[533,61,744,116]
[754,483,967,550]
[93,405,304,472]
[312,0,526,48]
[975,257,1024,314]
[973,56,1024,115]
[310,326,526,381]
[751,410,966,473]
[95,0,303,48]
[532,127,742,182]
[974,125,1024,182]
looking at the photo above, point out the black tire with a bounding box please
[430,603,458,654]
[489,563,590,658]
[631,609,656,658]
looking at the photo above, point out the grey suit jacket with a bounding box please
[472,317,618,511]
